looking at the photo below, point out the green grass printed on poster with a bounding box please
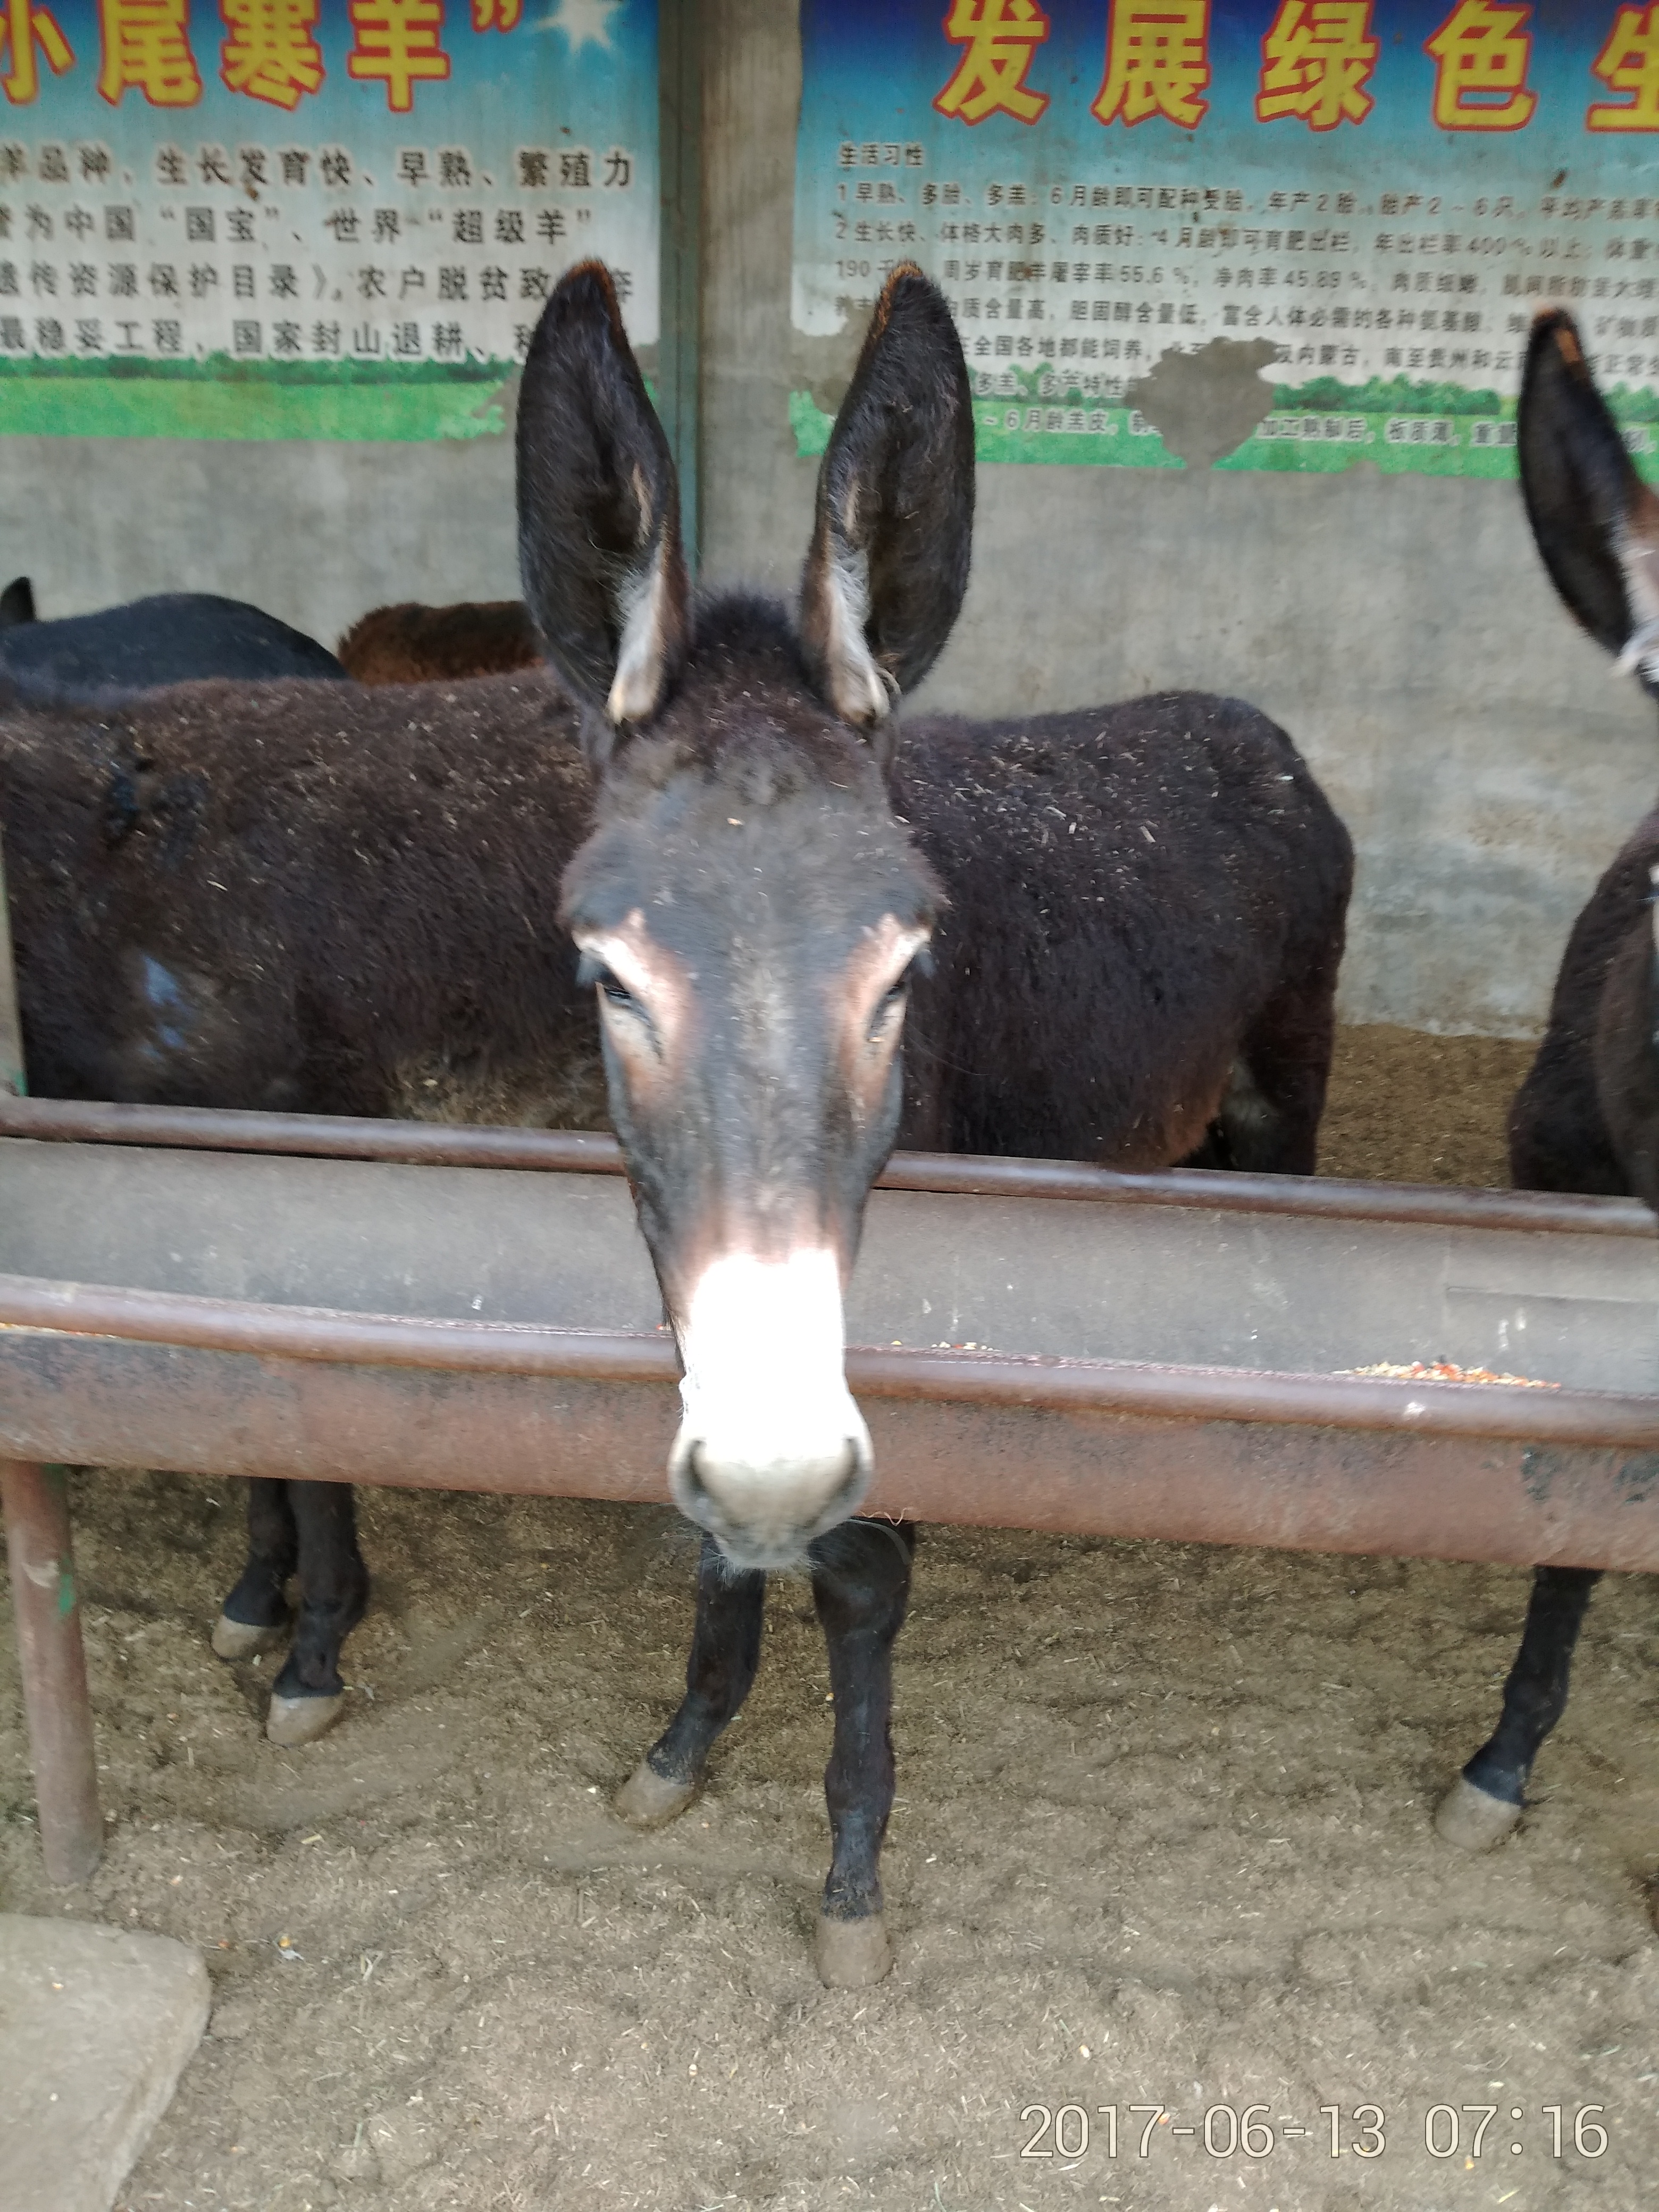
[789,374,1659,482]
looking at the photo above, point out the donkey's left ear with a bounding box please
[799,266,974,748]
[517,261,689,743]
[1519,307,1659,688]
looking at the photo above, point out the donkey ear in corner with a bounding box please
[0,576,36,628]
[1519,307,1659,688]
[799,264,975,748]
[516,261,689,743]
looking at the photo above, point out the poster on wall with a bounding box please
[0,0,657,440]
[793,2,1659,476]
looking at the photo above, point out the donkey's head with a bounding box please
[1521,309,1659,1201]
[1519,306,1659,697]
[521,262,973,1569]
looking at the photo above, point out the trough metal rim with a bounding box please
[2,1270,1656,1447]
[0,1094,1652,1236]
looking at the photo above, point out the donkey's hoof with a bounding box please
[615,1759,699,1829]
[1435,1775,1523,1853]
[815,1912,892,1989]
[211,1611,287,1662]
[265,1690,345,1747]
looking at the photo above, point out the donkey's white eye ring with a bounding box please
[867,986,907,1043]
[867,958,923,1042]
[576,949,638,1009]
[579,951,641,1017]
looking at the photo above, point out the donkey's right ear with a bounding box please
[517,262,689,746]
[799,265,974,745]
[1519,308,1659,687]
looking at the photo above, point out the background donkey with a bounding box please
[531,260,1352,1984]
[0,585,345,689]
[336,599,541,684]
[1,663,600,1742]
[1438,309,1659,1870]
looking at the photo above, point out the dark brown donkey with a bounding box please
[1,665,600,1742]
[534,262,1352,1983]
[336,598,541,684]
[1438,308,1659,1867]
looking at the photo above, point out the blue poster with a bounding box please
[793,3,1659,474]
[0,0,658,438]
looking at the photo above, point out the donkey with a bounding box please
[1437,308,1659,1866]
[1,663,601,1741]
[3,266,1350,1939]
[337,599,541,685]
[531,262,1351,1983]
[0,586,345,690]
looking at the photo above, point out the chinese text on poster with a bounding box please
[794,3,1659,474]
[0,0,657,439]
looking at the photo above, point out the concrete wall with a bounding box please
[6,0,1655,1037]
[0,433,521,646]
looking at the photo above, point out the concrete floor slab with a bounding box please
[0,1914,210,2212]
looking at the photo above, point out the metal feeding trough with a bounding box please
[4,1093,1659,1888]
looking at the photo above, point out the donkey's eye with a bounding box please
[576,950,637,1010]
[869,966,916,1040]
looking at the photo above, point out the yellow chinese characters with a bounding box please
[1589,5,1659,130]
[1256,2,1378,130]
[471,0,520,28]
[1093,1,1211,130]
[347,0,450,113]
[934,0,1050,127]
[97,0,201,105]
[220,0,323,110]
[0,0,72,104]
[1424,0,1536,132]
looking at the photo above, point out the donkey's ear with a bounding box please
[517,261,689,740]
[1519,308,1659,686]
[799,265,974,742]
[0,576,36,627]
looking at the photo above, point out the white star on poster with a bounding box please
[537,0,623,56]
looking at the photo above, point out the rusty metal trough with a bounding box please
[4,1090,1659,1889]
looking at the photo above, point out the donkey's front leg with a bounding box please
[617,1534,766,1828]
[265,1481,370,1747]
[213,1478,297,1661]
[810,1519,917,1990]
[1436,1564,1603,1850]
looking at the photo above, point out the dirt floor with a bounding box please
[1316,1026,1539,1193]
[3,1027,1656,2212]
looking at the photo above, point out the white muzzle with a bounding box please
[669,1247,873,1566]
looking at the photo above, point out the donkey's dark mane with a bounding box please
[685,591,814,682]
[590,589,901,822]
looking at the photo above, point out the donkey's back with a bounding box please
[1,666,597,1120]
[898,689,1352,1170]
[0,591,345,691]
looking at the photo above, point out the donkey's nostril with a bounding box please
[681,1442,716,1512]
[669,1427,870,1556]
[823,1447,866,1520]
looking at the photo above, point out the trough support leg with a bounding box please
[616,1536,765,1829]
[810,1519,917,1990]
[2,1460,102,1886]
[1435,1564,1602,1853]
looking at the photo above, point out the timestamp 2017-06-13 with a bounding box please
[1018,2100,1613,2166]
